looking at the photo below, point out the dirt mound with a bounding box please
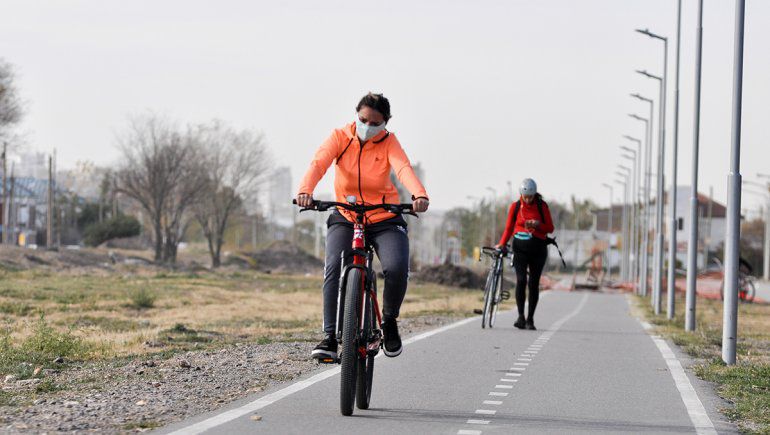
[241,241,323,275]
[415,263,485,289]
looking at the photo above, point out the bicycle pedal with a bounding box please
[316,357,339,364]
[473,308,483,315]
[501,290,511,301]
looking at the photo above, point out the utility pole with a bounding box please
[722,0,746,366]
[47,155,53,249]
[668,0,682,320]
[8,164,15,245]
[686,0,705,332]
[1,141,6,245]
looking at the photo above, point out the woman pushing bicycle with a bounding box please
[296,92,429,361]
[495,178,554,330]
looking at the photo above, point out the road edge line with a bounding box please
[166,316,478,435]
[629,296,717,435]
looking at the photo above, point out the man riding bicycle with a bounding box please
[296,92,429,361]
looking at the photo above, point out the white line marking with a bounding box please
[499,378,518,383]
[483,400,502,405]
[517,358,532,361]
[509,367,525,371]
[466,419,490,425]
[167,316,478,435]
[458,430,482,435]
[514,362,529,366]
[504,372,522,377]
[494,384,513,389]
[475,409,496,415]
[630,299,717,435]
[651,336,718,434]
[488,392,508,397]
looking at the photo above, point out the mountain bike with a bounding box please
[716,258,756,303]
[479,246,511,328]
[294,197,417,416]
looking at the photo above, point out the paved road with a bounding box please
[161,291,735,434]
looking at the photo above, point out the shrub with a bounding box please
[83,214,141,247]
[128,288,156,310]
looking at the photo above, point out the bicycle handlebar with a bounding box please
[480,246,510,259]
[292,199,418,218]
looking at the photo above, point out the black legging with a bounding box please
[512,237,548,321]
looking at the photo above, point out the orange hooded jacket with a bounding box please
[297,122,428,223]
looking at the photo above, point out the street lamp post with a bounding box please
[686,0,705,332]
[629,103,654,298]
[723,0,746,366]
[664,0,683,320]
[602,183,614,280]
[615,175,629,281]
[621,143,640,290]
[617,166,632,280]
[487,187,497,245]
[637,66,666,315]
[758,173,770,281]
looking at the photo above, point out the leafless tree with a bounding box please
[0,58,23,139]
[116,114,207,264]
[191,121,271,267]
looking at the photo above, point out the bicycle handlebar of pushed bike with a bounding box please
[292,199,418,218]
[480,246,510,259]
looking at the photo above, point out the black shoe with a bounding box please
[525,320,536,330]
[514,315,526,329]
[381,317,402,357]
[311,335,338,361]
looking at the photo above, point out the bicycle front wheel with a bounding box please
[340,268,362,416]
[356,278,375,410]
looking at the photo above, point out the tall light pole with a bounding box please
[758,173,770,281]
[686,0,705,332]
[615,175,629,281]
[629,104,653,297]
[621,143,640,289]
[617,166,632,281]
[486,187,497,245]
[662,0,683,320]
[637,67,666,315]
[602,183,614,280]
[723,0,746,366]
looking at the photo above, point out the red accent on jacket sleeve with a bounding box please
[539,202,555,234]
[498,202,517,246]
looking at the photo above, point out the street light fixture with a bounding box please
[629,98,655,298]
[602,183,614,280]
[636,26,670,317]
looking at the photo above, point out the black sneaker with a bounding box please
[514,315,526,329]
[311,335,338,361]
[381,318,402,357]
[525,320,537,330]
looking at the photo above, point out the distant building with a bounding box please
[592,187,727,269]
[266,166,294,231]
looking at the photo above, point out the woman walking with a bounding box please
[495,178,554,330]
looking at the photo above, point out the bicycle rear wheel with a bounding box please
[743,279,756,303]
[340,268,362,416]
[482,271,495,329]
[489,269,503,328]
[356,278,375,409]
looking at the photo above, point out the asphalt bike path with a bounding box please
[162,291,733,435]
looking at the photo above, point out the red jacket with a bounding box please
[498,197,555,245]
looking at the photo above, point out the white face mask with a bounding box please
[355,118,386,142]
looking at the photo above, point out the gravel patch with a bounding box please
[0,314,465,433]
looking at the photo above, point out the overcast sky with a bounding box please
[1,0,768,215]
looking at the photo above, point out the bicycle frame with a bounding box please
[334,217,383,359]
